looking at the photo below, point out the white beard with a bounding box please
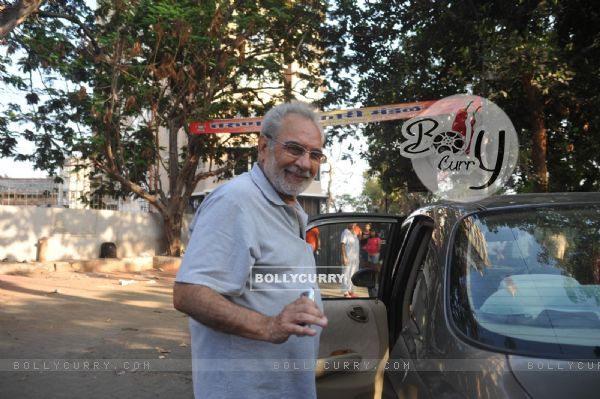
[263,155,313,197]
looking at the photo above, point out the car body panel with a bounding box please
[308,214,404,398]
[317,299,389,399]
[508,356,600,398]
[311,193,600,399]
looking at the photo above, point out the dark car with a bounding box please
[309,193,600,399]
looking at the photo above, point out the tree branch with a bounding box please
[192,162,234,188]
[36,10,99,53]
[92,159,166,215]
[0,0,44,39]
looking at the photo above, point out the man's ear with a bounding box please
[258,135,268,152]
[257,135,268,163]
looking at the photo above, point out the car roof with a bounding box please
[408,192,600,222]
[309,193,600,224]
[434,192,600,211]
[308,212,404,223]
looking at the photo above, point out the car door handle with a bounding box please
[347,306,369,323]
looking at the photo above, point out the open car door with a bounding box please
[306,214,405,399]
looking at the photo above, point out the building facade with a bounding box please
[0,158,149,212]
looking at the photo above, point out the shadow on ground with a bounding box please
[0,269,193,399]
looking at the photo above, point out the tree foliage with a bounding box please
[1,0,325,255]
[324,0,600,194]
[334,172,431,214]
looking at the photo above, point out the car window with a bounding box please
[399,240,436,357]
[386,217,433,345]
[450,205,600,357]
[307,221,393,298]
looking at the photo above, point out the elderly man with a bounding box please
[173,101,328,399]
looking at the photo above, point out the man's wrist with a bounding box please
[260,315,276,342]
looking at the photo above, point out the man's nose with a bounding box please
[294,150,314,171]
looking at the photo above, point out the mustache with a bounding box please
[285,165,311,178]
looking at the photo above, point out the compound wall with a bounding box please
[0,206,192,262]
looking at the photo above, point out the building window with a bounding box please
[227,147,257,176]
[297,197,323,216]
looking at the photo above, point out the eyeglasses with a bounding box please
[266,136,327,164]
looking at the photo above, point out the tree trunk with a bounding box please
[163,175,191,257]
[163,195,185,257]
[523,77,549,192]
[168,121,179,198]
[164,213,183,257]
[283,63,293,102]
[0,0,44,39]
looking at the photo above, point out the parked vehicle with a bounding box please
[311,193,600,399]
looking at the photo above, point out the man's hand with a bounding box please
[265,297,328,344]
[174,283,327,344]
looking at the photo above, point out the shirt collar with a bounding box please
[250,163,288,207]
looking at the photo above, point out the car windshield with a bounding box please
[450,205,600,358]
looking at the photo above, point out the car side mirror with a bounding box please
[351,268,377,289]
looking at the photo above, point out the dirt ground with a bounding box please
[0,268,194,398]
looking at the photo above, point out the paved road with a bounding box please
[0,269,193,399]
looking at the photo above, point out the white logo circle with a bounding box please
[400,94,519,202]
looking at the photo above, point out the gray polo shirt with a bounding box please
[176,163,322,399]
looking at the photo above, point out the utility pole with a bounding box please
[283,63,293,102]
[324,162,334,213]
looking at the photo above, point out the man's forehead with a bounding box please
[278,113,322,147]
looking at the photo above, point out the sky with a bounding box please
[0,145,47,178]
[0,45,50,179]
[321,133,370,198]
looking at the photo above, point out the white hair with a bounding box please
[260,101,325,144]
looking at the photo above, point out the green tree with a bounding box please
[334,172,431,214]
[1,0,325,255]
[333,193,364,212]
[360,172,432,215]
[323,0,600,194]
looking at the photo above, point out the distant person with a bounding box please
[352,223,362,238]
[306,226,321,256]
[341,223,360,297]
[364,230,382,267]
[359,223,372,267]
[173,101,328,399]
